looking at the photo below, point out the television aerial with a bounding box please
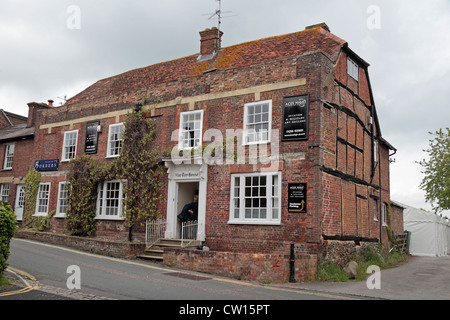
[203,0,237,34]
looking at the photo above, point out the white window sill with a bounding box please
[33,213,48,217]
[228,220,281,226]
[95,216,125,221]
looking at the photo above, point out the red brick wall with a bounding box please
[25,39,394,257]
[164,247,317,283]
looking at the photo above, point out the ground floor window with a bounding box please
[35,183,50,216]
[0,184,10,202]
[229,171,281,225]
[55,182,69,217]
[96,180,125,220]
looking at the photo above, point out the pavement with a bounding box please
[286,255,450,300]
[1,254,450,300]
[0,266,111,300]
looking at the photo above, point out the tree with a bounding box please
[66,156,104,236]
[418,128,450,213]
[0,201,17,272]
[113,109,163,241]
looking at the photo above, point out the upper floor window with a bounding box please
[107,123,125,158]
[382,202,388,226]
[3,144,15,170]
[243,100,272,145]
[179,110,203,150]
[62,130,78,161]
[347,58,359,81]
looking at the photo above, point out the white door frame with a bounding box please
[164,159,207,241]
[15,184,26,221]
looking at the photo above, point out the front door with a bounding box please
[176,182,199,239]
[15,185,26,221]
[164,161,207,241]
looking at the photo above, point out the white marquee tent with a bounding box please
[403,205,450,257]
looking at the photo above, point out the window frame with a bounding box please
[229,171,281,225]
[347,58,359,81]
[243,100,272,145]
[96,180,125,220]
[55,181,69,218]
[178,110,204,150]
[382,202,388,226]
[0,184,10,202]
[3,144,15,170]
[106,123,125,158]
[35,183,51,217]
[373,198,378,221]
[62,130,79,162]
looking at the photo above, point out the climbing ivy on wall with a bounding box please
[65,108,162,240]
[66,155,105,236]
[23,169,42,229]
[112,110,163,240]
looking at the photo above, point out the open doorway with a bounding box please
[176,182,199,239]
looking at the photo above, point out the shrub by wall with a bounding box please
[0,202,17,272]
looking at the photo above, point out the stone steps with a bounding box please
[138,238,202,261]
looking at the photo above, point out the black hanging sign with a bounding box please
[85,120,100,154]
[288,183,307,213]
[282,95,309,141]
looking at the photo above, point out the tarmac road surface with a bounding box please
[291,255,450,300]
[4,238,363,302]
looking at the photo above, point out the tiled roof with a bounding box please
[66,26,346,106]
[0,123,34,142]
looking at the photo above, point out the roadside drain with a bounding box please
[415,272,434,276]
[164,272,212,281]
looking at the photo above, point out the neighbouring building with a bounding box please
[0,108,37,220]
[6,23,400,281]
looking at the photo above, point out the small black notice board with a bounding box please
[288,183,307,213]
[85,121,100,154]
[282,95,309,141]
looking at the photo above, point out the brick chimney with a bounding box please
[199,27,223,57]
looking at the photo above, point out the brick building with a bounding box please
[0,109,37,220]
[7,23,399,280]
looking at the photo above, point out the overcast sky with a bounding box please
[1,0,449,216]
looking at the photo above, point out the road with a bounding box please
[5,238,364,304]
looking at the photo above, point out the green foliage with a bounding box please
[113,110,163,232]
[0,201,17,272]
[65,109,163,240]
[32,211,55,232]
[316,245,407,282]
[316,260,349,282]
[66,155,104,236]
[23,169,42,229]
[418,128,450,213]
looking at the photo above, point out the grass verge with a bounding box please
[316,246,408,282]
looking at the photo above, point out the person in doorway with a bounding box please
[177,192,199,222]
[187,194,198,221]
